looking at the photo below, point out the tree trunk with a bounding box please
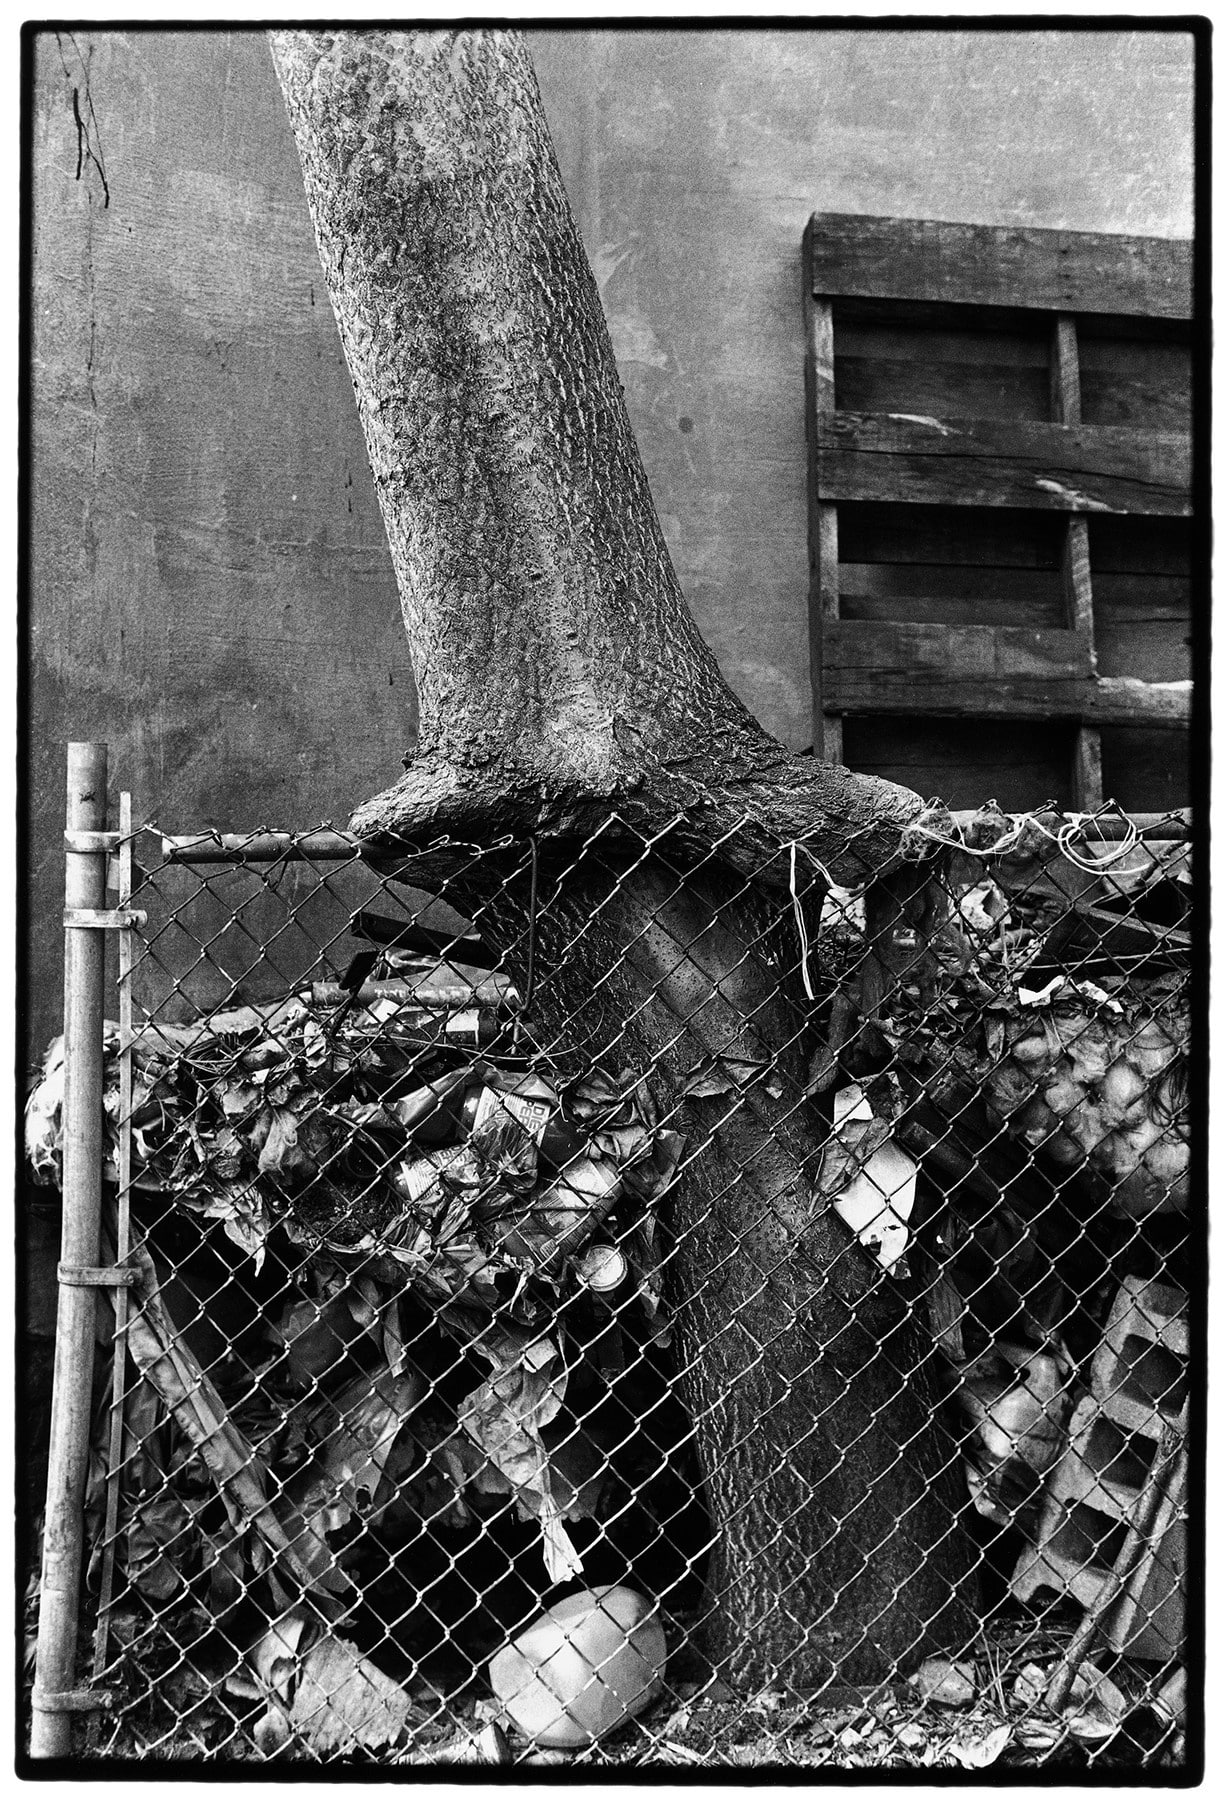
[270,25,977,1686]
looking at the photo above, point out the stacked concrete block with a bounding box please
[1011,1276,1187,1662]
[1091,1275,1189,1432]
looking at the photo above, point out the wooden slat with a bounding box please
[817,412,1191,515]
[806,214,1193,321]
[1050,317,1082,426]
[1066,508,1104,803]
[836,353,1050,422]
[828,619,1093,682]
[1061,514,1095,635]
[824,621,1189,726]
[813,505,842,762]
[1095,580,1193,682]
[803,269,843,762]
[840,566,1066,630]
[1078,336,1192,432]
[1051,314,1103,807]
[1087,679,1191,726]
[1073,721,1105,809]
[835,320,1050,367]
[839,562,1066,608]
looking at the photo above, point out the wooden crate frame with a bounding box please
[803,215,1193,808]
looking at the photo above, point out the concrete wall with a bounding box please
[26,26,1195,1057]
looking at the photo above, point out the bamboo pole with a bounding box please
[30,744,109,1758]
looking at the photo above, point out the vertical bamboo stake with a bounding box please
[30,743,109,1758]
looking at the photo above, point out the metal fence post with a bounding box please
[30,743,110,1757]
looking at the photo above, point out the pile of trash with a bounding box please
[25,952,693,1757]
[810,812,1191,1670]
[815,808,1191,1232]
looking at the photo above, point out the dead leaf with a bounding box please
[417,1721,510,1764]
[911,1656,976,1707]
[288,1635,421,1755]
[948,1722,1012,1767]
[1063,1662,1129,1740]
[1012,1661,1052,1708]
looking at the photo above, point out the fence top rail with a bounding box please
[159,829,366,864]
[156,808,1192,866]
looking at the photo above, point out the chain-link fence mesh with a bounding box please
[23,799,1194,1770]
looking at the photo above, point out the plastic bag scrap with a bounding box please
[458,1325,581,1582]
[821,1084,918,1274]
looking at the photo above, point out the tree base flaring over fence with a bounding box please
[23,800,1193,1768]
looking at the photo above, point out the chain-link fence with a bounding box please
[23,782,1195,1771]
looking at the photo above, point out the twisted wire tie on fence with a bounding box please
[900,801,1142,872]
[789,841,841,1003]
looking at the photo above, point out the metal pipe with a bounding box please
[161,828,372,863]
[91,793,133,1716]
[30,744,109,1757]
[159,810,1192,867]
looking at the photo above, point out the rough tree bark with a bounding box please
[270,26,977,1685]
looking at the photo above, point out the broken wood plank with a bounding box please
[839,561,1066,623]
[836,349,1051,422]
[816,412,1191,516]
[1078,334,1192,432]
[826,620,1092,685]
[806,214,1193,321]
[824,622,1190,725]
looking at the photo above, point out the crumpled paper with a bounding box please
[458,1325,581,1581]
[823,1084,918,1273]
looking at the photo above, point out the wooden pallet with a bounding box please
[803,215,1193,809]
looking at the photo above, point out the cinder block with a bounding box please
[1092,1275,1188,1437]
[1048,1395,1160,1522]
[1011,1419,1187,1662]
[1010,1498,1115,1612]
[1101,1500,1185,1663]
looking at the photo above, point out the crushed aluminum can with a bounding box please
[576,1243,627,1292]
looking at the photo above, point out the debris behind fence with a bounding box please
[23,779,1195,1770]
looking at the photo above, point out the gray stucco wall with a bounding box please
[26,25,1196,1057]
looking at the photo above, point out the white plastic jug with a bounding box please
[488,1585,667,1747]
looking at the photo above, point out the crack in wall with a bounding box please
[56,31,110,207]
